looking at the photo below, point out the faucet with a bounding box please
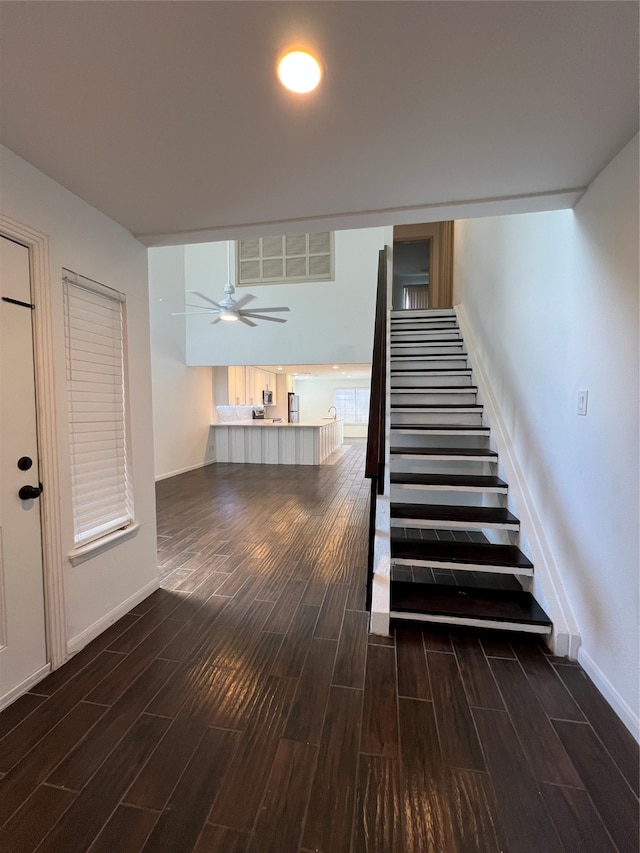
[328,406,337,420]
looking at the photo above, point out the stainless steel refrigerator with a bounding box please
[288,392,300,423]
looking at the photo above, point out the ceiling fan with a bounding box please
[173,242,290,327]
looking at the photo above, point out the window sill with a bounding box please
[68,522,141,566]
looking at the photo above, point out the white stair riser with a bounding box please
[391,332,461,342]
[391,309,456,319]
[390,373,473,388]
[391,392,477,405]
[391,411,484,427]
[389,612,549,634]
[391,427,490,439]
[390,432,490,449]
[392,480,506,495]
[390,515,519,532]
[392,557,534,577]
[390,460,497,474]
[392,312,457,319]
[392,346,466,357]
[390,322,458,331]
[391,358,469,370]
[389,453,497,470]
[390,489,493,506]
[391,322,459,330]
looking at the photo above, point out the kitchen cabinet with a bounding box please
[226,366,276,405]
[227,365,245,406]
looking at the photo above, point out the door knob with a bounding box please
[19,483,42,500]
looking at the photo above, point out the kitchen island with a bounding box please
[212,419,344,465]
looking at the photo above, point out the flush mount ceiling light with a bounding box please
[172,242,290,327]
[278,50,322,93]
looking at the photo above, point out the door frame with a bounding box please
[1,215,67,673]
[393,221,454,308]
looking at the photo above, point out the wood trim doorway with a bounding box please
[393,221,454,309]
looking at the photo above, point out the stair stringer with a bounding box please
[455,303,581,658]
[369,489,391,637]
[369,254,393,637]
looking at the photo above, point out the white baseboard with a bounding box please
[155,460,214,482]
[67,577,160,655]
[578,648,640,742]
[455,304,581,656]
[0,663,52,711]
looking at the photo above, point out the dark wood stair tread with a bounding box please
[390,322,457,328]
[390,386,478,392]
[393,352,467,358]
[390,338,462,343]
[390,320,457,326]
[390,580,552,628]
[390,473,507,489]
[391,538,533,569]
[391,424,490,432]
[390,503,520,526]
[390,446,497,459]
[391,403,482,410]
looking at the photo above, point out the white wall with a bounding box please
[148,246,215,479]
[184,227,387,366]
[453,135,639,736]
[295,376,371,438]
[0,145,159,649]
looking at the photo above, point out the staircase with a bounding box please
[389,308,552,635]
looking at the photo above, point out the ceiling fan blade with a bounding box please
[185,301,221,311]
[238,315,257,327]
[209,316,222,324]
[240,312,288,323]
[171,309,221,316]
[233,293,256,310]
[189,290,224,309]
[239,306,290,313]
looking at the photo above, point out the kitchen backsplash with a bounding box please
[216,405,263,423]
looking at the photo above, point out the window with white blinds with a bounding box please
[334,388,371,425]
[237,232,334,285]
[63,270,134,547]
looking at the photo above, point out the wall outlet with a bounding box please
[577,389,588,416]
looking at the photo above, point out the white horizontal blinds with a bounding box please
[63,270,133,547]
[334,388,371,425]
[237,232,334,285]
[403,284,430,310]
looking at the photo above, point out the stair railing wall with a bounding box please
[365,247,388,610]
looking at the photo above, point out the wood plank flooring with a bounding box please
[1,440,638,852]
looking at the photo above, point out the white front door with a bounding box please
[0,235,48,708]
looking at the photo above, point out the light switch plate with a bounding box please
[577,389,588,416]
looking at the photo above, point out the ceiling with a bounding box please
[1,2,637,247]
[256,364,371,380]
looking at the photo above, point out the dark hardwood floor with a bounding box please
[1,440,638,852]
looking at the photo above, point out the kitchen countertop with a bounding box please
[212,419,342,428]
